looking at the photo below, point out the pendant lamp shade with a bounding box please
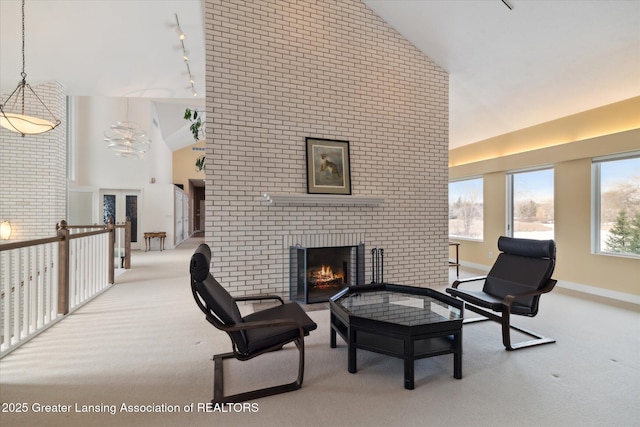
[0,0,61,137]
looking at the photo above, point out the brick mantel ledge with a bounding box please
[261,193,384,206]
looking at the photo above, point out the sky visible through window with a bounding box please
[513,169,553,200]
[601,157,640,191]
[448,179,482,201]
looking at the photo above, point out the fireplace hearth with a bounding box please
[290,244,365,303]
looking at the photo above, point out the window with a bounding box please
[507,168,554,240]
[449,178,483,240]
[593,154,640,257]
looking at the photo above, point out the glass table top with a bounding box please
[334,289,462,326]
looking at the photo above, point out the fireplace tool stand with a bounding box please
[370,248,384,284]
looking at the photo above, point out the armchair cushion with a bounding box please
[483,255,554,312]
[243,303,318,353]
[190,245,248,351]
[473,236,556,314]
[446,288,537,315]
[194,274,248,350]
[497,235,555,259]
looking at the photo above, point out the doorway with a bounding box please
[190,179,205,236]
[100,189,142,249]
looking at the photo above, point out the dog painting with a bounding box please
[306,138,351,194]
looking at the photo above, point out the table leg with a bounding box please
[404,339,415,390]
[348,329,357,373]
[330,321,337,348]
[455,244,459,277]
[454,331,462,379]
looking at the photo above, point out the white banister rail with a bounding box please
[1,239,60,357]
[0,219,131,358]
[69,232,110,310]
[68,222,130,270]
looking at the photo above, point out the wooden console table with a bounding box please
[144,231,166,251]
[449,242,460,276]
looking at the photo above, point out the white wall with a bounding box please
[144,184,177,246]
[69,96,177,248]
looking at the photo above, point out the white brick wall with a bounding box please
[0,81,67,241]
[204,0,449,297]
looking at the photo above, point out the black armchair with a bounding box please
[190,243,317,403]
[446,236,557,351]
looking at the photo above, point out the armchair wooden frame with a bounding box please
[446,236,558,351]
[449,276,557,351]
[190,243,317,404]
[193,293,307,404]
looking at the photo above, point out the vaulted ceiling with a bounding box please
[2,0,639,151]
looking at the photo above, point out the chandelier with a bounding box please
[0,0,61,136]
[103,99,151,159]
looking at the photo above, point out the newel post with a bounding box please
[124,217,131,269]
[56,220,70,315]
[107,218,115,284]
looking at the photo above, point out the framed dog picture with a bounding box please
[306,137,351,195]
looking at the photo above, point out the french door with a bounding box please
[100,190,142,249]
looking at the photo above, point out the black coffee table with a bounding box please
[330,283,464,390]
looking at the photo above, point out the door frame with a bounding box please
[99,189,143,250]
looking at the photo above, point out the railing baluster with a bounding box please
[22,248,30,338]
[43,245,49,324]
[1,252,11,352]
[77,239,83,306]
[13,251,20,343]
[88,237,94,296]
[51,243,59,324]
[36,245,42,329]
[29,247,36,333]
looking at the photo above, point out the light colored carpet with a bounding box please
[0,238,638,427]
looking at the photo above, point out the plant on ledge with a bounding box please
[195,154,206,172]
[184,108,205,170]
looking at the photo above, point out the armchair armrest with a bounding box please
[234,295,285,305]
[502,279,558,307]
[451,276,487,289]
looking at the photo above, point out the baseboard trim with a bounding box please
[556,280,640,306]
[459,261,490,273]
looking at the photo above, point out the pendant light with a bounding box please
[103,98,151,159]
[0,0,61,136]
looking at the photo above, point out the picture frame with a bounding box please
[306,137,351,195]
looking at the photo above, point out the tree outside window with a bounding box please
[597,155,640,256]
[508,168,554,240]
[449,178,483,240]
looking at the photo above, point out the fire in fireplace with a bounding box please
[290,244,364,303]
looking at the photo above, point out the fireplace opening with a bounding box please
[290,244,364,303]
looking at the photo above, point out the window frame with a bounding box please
[591,151,640,258]
[448,176,484,241]
[506,166,555,239]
